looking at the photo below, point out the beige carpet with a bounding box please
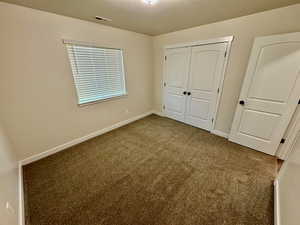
[23,114,276,225]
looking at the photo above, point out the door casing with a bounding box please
[277,106,300,159]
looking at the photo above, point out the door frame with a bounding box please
[277,106,300,159]
[161,36,234,131]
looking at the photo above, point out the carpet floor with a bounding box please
[23,115,277,225]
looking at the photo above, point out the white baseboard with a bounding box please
[18,162,24,225]
[152,110,165,117]
[211,129,229,139]
[276,154,286,160]
[19,111,153,165]
[274,179,280,225]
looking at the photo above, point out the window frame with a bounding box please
[63,39,128,106]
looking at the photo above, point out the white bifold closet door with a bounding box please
[164,48,191,123]
[229,32,300,156]
[164,42,228,131]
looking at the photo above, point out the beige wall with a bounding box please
[0,122,19,225]
[153,4,300,134]
[0,2,153,160]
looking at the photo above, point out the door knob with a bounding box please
[183,91,187,95]
[187,92,191,96]
[239,100,245,105]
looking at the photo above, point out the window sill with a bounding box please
[78,94,128,107]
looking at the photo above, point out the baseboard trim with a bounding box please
[276,154,285,160]
[18,162,25,225]
[152,110,165,117]
[274,179,280,225]
[211,130,229,139]
[19,111,154,165]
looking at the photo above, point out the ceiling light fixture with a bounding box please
[142,0,158,5]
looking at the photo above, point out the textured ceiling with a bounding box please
[1,0,300,35]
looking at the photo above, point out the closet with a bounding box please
[163,40,230,131]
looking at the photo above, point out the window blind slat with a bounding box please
[66,43,126,105]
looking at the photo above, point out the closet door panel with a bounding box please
[185,43,227,131]
[164,47,191,122]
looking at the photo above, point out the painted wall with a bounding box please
[153,4,300,134]
[0,123,19,225]
[0,2,153,160]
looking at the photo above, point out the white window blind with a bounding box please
[65,41,127,105]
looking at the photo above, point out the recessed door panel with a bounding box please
[185,43,227,131]
[189,98,210,120]
[167,53,189,88]
[230,32,300,155]
[165,94,185,113]
[239,110,280,141]
[248,43,300,102]
[190,51,219,91]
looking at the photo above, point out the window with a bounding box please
[64,40,127,105]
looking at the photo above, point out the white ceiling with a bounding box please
[2,0,300,35]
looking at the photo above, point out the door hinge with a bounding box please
[217,88,220,93]
[165,56,167,61]
[280,138,286,144]
[163,105,165,110]
[224,51,227,57]
[212,118,214,123]
[163,82,166,87]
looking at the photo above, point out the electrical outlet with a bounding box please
[6,202,15,215]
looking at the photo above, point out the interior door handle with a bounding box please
[239,100,245,105]
[183,91,187,95]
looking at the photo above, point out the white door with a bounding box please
[185,43,228,131]
[164,47,191,122]
[229,32,300,155]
